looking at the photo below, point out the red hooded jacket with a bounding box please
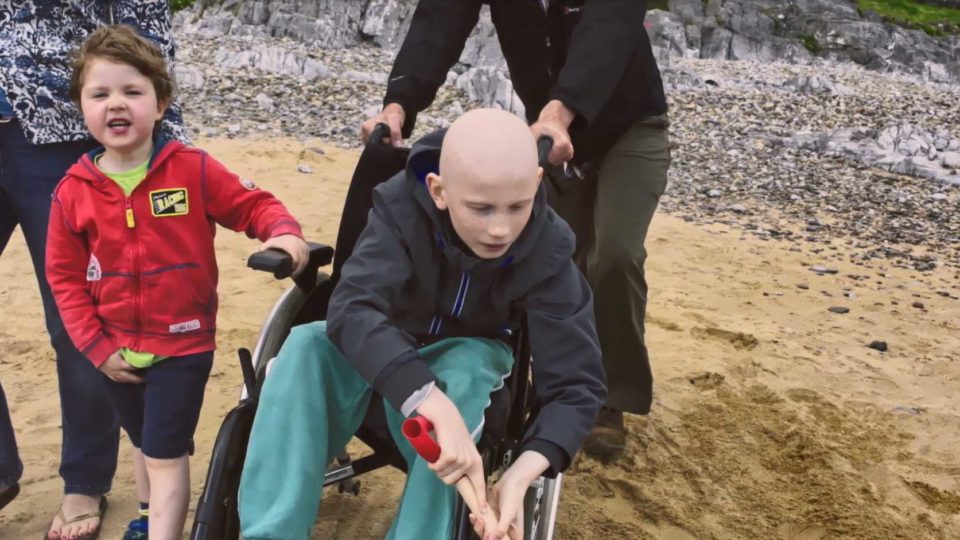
[46,140,303,367]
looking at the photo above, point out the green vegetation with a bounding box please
[171,0,195,12]
[858,0,960,35]
[799,33,821,53]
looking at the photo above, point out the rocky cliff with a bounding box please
[655,0,960,84]
[179,0,960,84]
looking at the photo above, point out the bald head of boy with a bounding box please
[426,108,543,259]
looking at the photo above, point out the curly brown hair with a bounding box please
[69,24,174,106]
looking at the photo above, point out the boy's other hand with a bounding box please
[360,103,405,147]
[470,450,549,540]
[261,234,310,277]
[99,351,144,384]
[416,388,488,512]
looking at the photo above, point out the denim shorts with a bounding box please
[104,351,214,459]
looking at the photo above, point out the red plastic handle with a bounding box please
[402,416,441,463]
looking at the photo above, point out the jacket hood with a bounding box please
[65,137,184,185]
[403,128,560,269]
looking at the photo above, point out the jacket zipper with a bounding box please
[90,148,160,349]
[125,196,142,349]
[429,268,472,335]
[451,269,471,319]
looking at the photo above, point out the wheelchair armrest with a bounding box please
[247,241,334,292]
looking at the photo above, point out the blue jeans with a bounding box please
[0,119,119,495]
[0,381,21,490]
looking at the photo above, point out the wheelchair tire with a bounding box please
[190,400,255,540]
[192,274,330,540]
[250,273,332,379]
[453,473,562,540]
[524,474,562,540]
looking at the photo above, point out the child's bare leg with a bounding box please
[132,448,150,503]
[144,455,189,540]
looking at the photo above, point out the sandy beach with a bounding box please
[1,137,957,539]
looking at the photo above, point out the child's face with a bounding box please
[79,58,167,158]
[427,167,542,259]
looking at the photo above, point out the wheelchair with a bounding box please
[190,125,565,540]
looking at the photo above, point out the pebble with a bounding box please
[828,306,850,314]
[867,340,888,352]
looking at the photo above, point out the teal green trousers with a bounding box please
[238,322,514,540]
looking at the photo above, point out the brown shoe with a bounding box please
[582,406,626,458]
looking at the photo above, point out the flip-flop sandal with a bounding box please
[0,483,19,511]
[43,496,108,540]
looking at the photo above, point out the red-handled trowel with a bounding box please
[402,416,500,533]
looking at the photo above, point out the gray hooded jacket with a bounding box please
[326,129,606,474]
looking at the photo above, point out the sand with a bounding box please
[1,137,957,539]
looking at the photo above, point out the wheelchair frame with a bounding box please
[190,129,565,540]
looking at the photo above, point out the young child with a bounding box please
[44,25,310,540]
[238,108,606,540]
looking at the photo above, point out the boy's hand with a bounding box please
[415,388,488,512]
[470,451,550,540]
[99,351,144,384]
[261,234,310,277]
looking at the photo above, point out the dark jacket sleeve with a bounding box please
[325,197,437,412]
[520,260,606,476]
[550,0,646,124]
[383,0,483,137]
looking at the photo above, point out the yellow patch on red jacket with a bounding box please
[150,188,189,217]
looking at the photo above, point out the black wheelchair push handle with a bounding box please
[537,135,554,167]
[247,241,334,291]
[248,248,292,279]
[536,135,583,184]
[369,122,391,147]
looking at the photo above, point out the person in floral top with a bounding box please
[0,2,184,539]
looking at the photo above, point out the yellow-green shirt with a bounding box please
[95,155,165,368]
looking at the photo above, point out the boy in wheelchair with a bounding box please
[238,109,606,540]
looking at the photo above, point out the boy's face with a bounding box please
[80,58,167,158]
[427,167,542,259]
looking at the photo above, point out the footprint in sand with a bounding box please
[785,388,823,403]
[689,371,725,389]
[778,523,830,540]
[647,314,683,332]
[906,480,960,515]
[690,326,759,350]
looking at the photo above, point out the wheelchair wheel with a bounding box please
[453,473,563,540]
[192,274,330,540]
[249,273,333,389]
[524,474,562,540]
[190,400,255,540]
